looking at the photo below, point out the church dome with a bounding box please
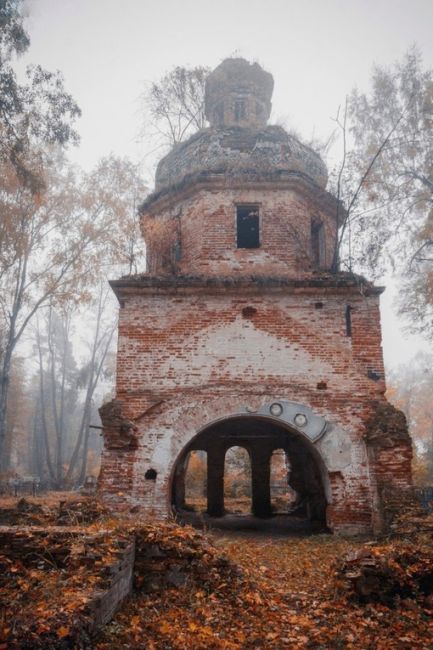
[154,58,328,194]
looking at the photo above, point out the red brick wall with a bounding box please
[115,289,385,398]
[96,280,412,535]
[99,177,412,535]
[141,187,336,277]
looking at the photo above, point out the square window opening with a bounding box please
[236,205,260,249]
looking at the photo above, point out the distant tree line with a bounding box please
[0,0,146,486]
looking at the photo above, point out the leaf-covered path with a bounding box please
[97,531,433,649]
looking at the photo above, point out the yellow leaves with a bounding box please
[158,620,172,634]
[56,626,70,638]
[244,591,263,605]
[2,505,433,650]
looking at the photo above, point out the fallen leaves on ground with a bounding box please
[1,495,433,649]
[0,493,109,526]
[97,532,433,649]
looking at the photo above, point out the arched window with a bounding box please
[224,446,251,514]
[345,305,353,337]
[183,450,207,512]
[213,102,224,125]
[311,218,325,267]
[234,98,246,121]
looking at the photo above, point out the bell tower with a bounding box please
[98,58,412,536]
[205,58,273,128]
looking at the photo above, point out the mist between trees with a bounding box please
[0,2,147,484]
[1,0,432,486]
[0,152,147,485]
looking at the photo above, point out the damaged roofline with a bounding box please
[108,273,385,301]
[139,171,345,224]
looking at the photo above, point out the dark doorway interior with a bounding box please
[172,416,328,533]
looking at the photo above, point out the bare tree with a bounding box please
[0,153,146,471]
[142,66,209,148]
[0,0,80,191]
[32,284,116,488]
[331,48,433,314]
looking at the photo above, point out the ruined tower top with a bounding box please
[152,57,328,195]
[204,58,274,128]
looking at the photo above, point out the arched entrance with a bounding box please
[172,415,329,532]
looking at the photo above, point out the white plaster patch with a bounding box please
[151,435,173,468]
[317,423,355,471]
[158,320,334,385]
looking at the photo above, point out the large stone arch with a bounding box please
[134,396,347,529]
[98,392,377,534]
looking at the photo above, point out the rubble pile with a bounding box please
[132,521,243,593]
[335,543,433,606]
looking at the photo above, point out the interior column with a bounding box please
[173,455,187,508]
[250,444,272,517]
[207,444,225,517]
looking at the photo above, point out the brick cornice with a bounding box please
[139,171,343,222]
[110,273,384,299]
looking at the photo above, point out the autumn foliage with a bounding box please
[1,494,433,649]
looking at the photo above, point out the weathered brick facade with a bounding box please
[98,58,412,535]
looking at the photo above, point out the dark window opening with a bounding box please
[242,306,257,319]
[345,305,353,337]
[314,302,324,310]
[214,102,224,125]
[234,99,246,122]
[145,468,157,480]
[311,219,325,267]
[237,205,260,249]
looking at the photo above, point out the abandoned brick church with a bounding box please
[98,58,412,535]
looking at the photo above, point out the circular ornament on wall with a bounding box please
[294,413,308,428]
[269,402,283,417]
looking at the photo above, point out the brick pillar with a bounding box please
[250,445,272,518]
[207,445,225,517]
[173,457,186,509]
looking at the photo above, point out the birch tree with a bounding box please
[0,154,146,471]
[332,49,433,336]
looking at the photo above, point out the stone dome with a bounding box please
[155,125,328,191]
[153,58,328,193]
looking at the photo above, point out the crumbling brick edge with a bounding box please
[0,525,135,641]
[86,539,135,633]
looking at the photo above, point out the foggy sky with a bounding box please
[20,0,433,368]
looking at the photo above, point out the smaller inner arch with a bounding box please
[183,450,207,512]
[224,446,252,515]
[171,415,328,533]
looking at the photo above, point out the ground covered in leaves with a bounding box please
[0,494,432,649]
[96,532,433,650]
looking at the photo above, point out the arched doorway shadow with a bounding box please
[172,415,329,534]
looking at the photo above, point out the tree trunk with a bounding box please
[0,338,14,472]
[35,324,56,483]
[77,419,91,486]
